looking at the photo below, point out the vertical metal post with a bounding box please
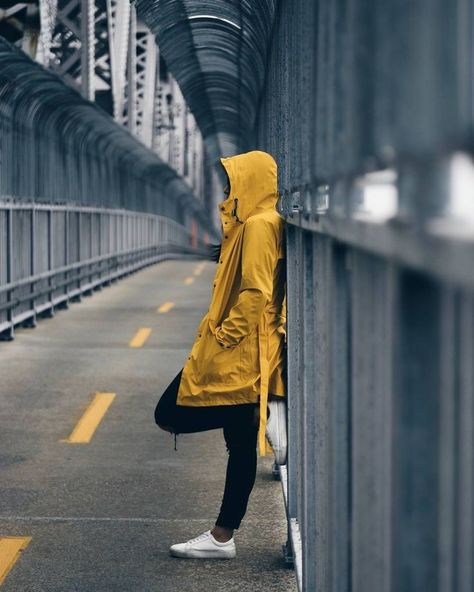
[97,213,102,285]
[136,25,158,147]
[458,293,474,592]
[60,209,70,309]
[27,205,37,327]
[391,271,441,592]
[306,234,330,592]
[81,0,95,101]
[37,0,59,66]
[46,209,55,317]
[89,212,93,287]
[3,207,14,340]
[127,5,138,135]
[350,254,394,592]
[106,0,131,122]
[286,224,299,516]
[74,212,82,300]
[328,245,351,592]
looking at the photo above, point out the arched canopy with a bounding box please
[136,0,277,164]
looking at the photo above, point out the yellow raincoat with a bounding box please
[177,150,286,456]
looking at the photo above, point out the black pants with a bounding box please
[154,369,259,530]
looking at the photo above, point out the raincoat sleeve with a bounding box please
[215,217,276,348]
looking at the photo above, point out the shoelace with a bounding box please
[186,532,211,545]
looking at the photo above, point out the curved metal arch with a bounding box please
[0,37,215,238]
[136,0,277,163]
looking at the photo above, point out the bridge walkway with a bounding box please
[0,259,294,592]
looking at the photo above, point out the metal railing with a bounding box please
[279,180,474,592]
[0,200,207,340]
[254,1,474,591]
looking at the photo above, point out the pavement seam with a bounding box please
[0,516,281,525]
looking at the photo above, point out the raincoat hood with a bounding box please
[219,151,278,223]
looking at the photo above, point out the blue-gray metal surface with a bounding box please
[136,0,474,591]
[0,200,205,340]
[255,1,474,591]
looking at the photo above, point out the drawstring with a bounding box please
[258,314,270,456]
[231,198,243,224]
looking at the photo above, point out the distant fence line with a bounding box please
[0,200,207,340]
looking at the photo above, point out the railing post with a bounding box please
[92,212,102,290]
[89,212,93,288]
[2,206,14,340]
[25,204,37,327]
[57,209,69,310]
[45,208,55,317]
[84,212,93,295]
[71,211,82,302]
[58,208,70,309]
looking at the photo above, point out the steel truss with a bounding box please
[1,0,206,200]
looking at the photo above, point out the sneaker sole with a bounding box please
[170,548,236,559]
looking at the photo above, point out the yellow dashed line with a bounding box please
[194,262,206,276]
[157,301,175,314]
[184,277,195,285]
[0,536,31,585]
[129,328,152,348]
[62,392,116,444]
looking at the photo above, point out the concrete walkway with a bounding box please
[0,259,295,592]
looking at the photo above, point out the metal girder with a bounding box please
[106,0,130,122]
[37,0,58,65]
[134,21,157,147]
[126,3,138,133]
[49,0,113,107]
[49,0,91,95]
[78,0,94,100]
[3,0,208,206]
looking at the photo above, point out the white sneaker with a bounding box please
[265,399,288,465]
[169,530,236,559]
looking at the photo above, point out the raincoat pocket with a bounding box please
[200,332,243,384]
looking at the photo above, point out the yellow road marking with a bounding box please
[62,392,116,444]
[129,328,152,348]
[157,301,175,314]
[0,536,31,585]
[193,263,206,276]
[184,277,194,285]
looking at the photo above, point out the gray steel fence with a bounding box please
[255,1,474,591]
[0,200,206,340]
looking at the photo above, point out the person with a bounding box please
[154,150,287,559]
